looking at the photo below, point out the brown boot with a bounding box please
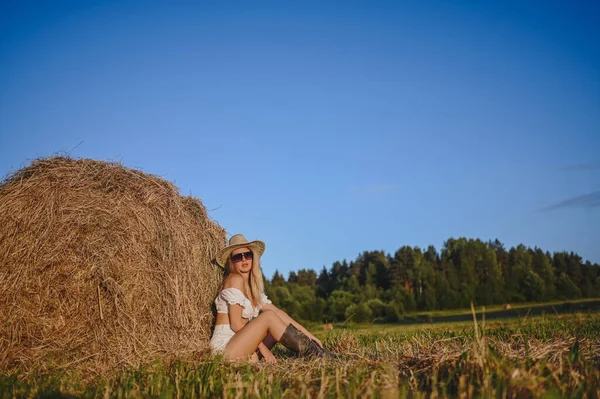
[279,324,338,359]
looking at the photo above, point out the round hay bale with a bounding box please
[0,156,226,375]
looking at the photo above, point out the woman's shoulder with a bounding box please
[223,274,244,289]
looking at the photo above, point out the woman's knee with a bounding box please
[260,309,277,319]
[260,309,283,324]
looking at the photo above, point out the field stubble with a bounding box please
[1,312,599,398]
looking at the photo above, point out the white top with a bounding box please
[214,287,272,320]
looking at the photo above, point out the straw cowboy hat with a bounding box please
[215,234,266,267]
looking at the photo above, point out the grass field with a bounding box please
[2,306,599,398]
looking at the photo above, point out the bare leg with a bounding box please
[223,310,287,360]
[270,308,321,346]
[256,333,277,361]
[271,308,296,326]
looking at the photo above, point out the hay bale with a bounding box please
[0,156,226,375]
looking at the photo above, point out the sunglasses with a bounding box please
[231,251,254,263]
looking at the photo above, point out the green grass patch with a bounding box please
[2,313,599,398]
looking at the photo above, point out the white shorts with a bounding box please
[210,324,236,354]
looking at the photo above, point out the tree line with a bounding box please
[264,238,600,323]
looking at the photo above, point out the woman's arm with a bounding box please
[224,275,249,332]
[256,341,277,363]
[261,303,323,347]
[227,304,248,332]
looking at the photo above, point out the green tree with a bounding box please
[345,302,373,323]
[416,255,437,310]
[316,266,331,298]
[296,269,317,287]
[553,252,568,276]
[354,250,390,288]
[330,260,351,292]
[288,271,298,284]
[346,275,362,297]
[473,241,503,306]
[290,285,324,321]
[271,270,286,287]
[442,238,476,307]
[390,246,417,293]
[566,252,583,287]
[268,236,597,316]
[326,290,354,322]
[580,261,600,297]
[523,270,545,302]
[555,273,581,299]
[530,249,555,300]
[506,245,533,302]
[269,286,300,319]
[384,301,403,322]
[367,298,386,320]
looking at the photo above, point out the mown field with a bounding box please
[2,308,599,398]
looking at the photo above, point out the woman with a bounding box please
[210,234,336,362]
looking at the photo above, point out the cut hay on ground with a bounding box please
[0,156,226,375]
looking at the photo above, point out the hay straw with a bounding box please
[0,156,226,376]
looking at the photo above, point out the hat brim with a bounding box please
[215,240,265,267]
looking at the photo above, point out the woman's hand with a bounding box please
[305,332,323,348]
[258,343,277,364]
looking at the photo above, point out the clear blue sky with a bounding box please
[1,1,599,278]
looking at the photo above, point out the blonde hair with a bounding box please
[226,249,265,307]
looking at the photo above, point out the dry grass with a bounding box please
[1,314,599,397]
[325,313,600,397]
[0,156,226,376]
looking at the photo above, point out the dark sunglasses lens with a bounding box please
[232,252,253,262]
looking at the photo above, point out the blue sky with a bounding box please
[1,1,599,278]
